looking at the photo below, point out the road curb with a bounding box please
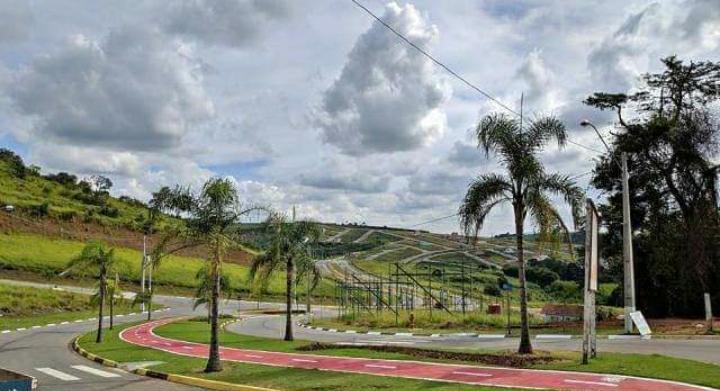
[72,324,278,391]
[296,322,720,340]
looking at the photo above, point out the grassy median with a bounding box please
[77,318,720,390]
[77,320,530,391]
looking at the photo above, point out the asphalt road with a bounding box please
[0,283,281,391]
[2,279,719,391]
[229,310,720,365]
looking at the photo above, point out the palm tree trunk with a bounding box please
[109,294,114,330]
[96,269,106,343]
[284,258,294,341]
[205,240,223,373]
[514,203,533,354]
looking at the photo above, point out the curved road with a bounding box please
[0,281,282,390]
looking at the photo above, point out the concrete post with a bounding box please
[621,153,636,333]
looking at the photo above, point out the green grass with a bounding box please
[0,233,334,297]
[0,159,172,230]
[312,308,545,333]
[536,352,720,389]
[338,229,368,243]
[78,320,524,391]
[79,319,720,390]
[0,283,151,329]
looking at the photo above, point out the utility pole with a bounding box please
[141,235,146,313]
[581,120,637,335]
[621,152,636,334]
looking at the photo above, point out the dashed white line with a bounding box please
[36,367,80,381]
[1,330,11,334]
[564,379,619,387]
[60,321,69,325]
[291,358,318,363]
[74,319,83,323]
[244,354,263,359]
[31,325,41,329]
[452,371,493,377]
[71,365,121,378]
[365,364,397,369]
[16,327,26,331]
[46,323,56,327]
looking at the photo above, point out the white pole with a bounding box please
[706,293,713,332]
[622,153,636,333]
[141,235,146,312]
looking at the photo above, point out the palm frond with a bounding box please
[459,174,512,239]
[524,116,567,151]
[537,173,585,228]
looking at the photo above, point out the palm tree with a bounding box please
[67,241,122,343]
[153,178,259,373]
[459,113,583,354]
[249,213,320,341]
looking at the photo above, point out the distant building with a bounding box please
[541,304,583,322]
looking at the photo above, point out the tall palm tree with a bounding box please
[459,113,583,354]
[249,213,320,341]
[153,178,259,373]
[67,241,122,343]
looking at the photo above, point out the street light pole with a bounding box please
[580,120,635,334]
[621,152,636,333]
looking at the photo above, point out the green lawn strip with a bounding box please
[78,322,526,391]
[0,282,158,329]
[535,352,720,389]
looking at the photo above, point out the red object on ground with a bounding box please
[487,303,501,314]
[120,320,716,391]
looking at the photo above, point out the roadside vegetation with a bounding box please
[0,282,149,330]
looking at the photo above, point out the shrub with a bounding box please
[99,205,119,218]
[526,267,559,287]
[0,148,27,178]
[484,285,501,296]
[502,264,519,278]
[27,202,50,217]
[58,210,77,221]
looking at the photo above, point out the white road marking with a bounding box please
[536,334,572,339]
[36,367,80,381]
[60,321,69,325]
[1,330,11,334]
[31,325,41,329]
[116,314,124,317]
[564,379,619,387]
[74,319,83,323]
[71,365,121,378]
[291,358,318,363]
[16,327,26,331]
[452,371,493,377]
[365,364,397,369]
[46,323,56,327]
[245,354,263,359]
[181,346,194,350]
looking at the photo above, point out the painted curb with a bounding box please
[296,322,715,340]
[72,325,278,391]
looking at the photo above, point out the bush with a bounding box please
[484,285,501,296]
[44,172,78,186]
[27,202,50,217]
[99,205,119,218]
[0,148,27,178]
[502,264,519,278]
[57,210,77,221]
[526,267,559,287]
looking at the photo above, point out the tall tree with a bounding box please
[66,241,122,343]
[194,265,233,323]
[249,213,320,341]
[587,56,720,316]
[153,178,259,372]
[459,113,583,354]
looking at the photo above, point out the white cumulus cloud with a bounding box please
[10,27,214,151]
[315,2,451,156]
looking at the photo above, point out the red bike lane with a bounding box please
[119,320,717,391]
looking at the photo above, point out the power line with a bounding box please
[408,212,459,228]
[349,0,519,116]
[348,0,603,155]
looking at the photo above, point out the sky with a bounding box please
[0,0,719,235]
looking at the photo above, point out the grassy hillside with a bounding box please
[0,233,334,298]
